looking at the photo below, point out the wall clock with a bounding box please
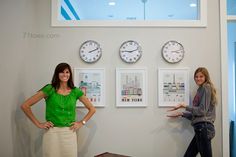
[161,40,184,63]
[119,40,142,63]
[79,40,102,63]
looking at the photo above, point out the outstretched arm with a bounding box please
[166,103,187,118]
[167,111,183,118]
[167,103,187,112]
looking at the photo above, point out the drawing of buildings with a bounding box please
[79,74,101,103]
[163,73,185,102]
[121,75,142,96]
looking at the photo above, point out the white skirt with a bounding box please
[42,127,77,157]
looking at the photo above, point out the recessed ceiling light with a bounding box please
[109,2,116,6]
[190,3,197,7]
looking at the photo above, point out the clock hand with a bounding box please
[122,48,138,53]
[171,49,183,53]
[88,48,99,53]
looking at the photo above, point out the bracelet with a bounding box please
[82,120,86,125]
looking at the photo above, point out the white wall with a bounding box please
[0,0,38,156]
[0,0,223,157]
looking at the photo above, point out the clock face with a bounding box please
[79,40,102,63]
[162,40,184,63]
[119,40,142,63]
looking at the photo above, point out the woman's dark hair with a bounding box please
[51,63,75,90]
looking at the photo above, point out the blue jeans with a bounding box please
[184,122,215,157]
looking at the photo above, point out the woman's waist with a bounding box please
[44,127,76,135]
[47,126,70,131]
[192,120,214,127]
[46,118,75,127]
[191,115,215,125]
[46,114,75,127]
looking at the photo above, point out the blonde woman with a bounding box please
[21,63,96,157]
[167,67,217,157]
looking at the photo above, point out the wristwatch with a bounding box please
[82,120,86,125]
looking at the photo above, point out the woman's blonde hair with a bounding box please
[194,67,217,105]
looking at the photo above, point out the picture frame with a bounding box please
[158,68,189,107]
[116,68,147,107]
[74,68,105,107]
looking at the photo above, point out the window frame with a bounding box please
[51,0,207,27]
[228,15,236,21]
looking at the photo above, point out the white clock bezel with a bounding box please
[161,40,185,64]
[79,40,102,63]
[119,40,142,63]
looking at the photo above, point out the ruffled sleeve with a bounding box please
[40,84,54,96]
[74,87,84,99]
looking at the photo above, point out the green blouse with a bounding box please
[41,84,83,127]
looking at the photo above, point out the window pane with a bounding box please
[227,0,236,15]
[227,21,236,120]
[60,0,200,21]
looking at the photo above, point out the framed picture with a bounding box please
[74,68,105,107]
[116,68,147,107]
[158,68,189,107]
